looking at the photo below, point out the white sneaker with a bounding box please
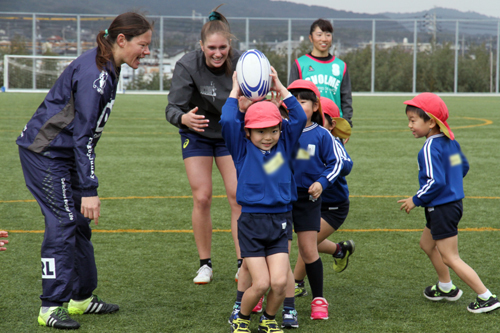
[193,264,213,284]
[235,267,240,283]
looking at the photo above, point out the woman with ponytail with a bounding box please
[165,5,242,285]
[17,12,153,330]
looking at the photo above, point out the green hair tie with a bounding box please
[104,29,109,38]
[208,11,221,21]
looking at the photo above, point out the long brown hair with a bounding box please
[96,12,153,71]
[200,4,235,76]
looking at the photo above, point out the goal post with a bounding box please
[3,54,76,92]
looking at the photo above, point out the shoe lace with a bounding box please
[52,307,71,320]
[236,318,250,328]
[261,319,279,328]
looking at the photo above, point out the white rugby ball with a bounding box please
[236,49,271,101]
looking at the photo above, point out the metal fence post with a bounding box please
[454,20,459,93]
[245,18,249,50]
[497,20,500,93]
[77,15,81,56]
[287,19,291,84]
[32,13,36,89]
[413,20,417,93]
[159,16,164,92]
[371,19,375,93]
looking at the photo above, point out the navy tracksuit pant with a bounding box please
[19,147,98,307]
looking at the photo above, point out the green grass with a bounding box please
[1,93,500,332]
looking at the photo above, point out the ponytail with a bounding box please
[200,4,235,76]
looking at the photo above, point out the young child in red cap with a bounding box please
[292,97,355,303]
[287,80,346,321]
[220,67,307,333]
[398,92,500,314]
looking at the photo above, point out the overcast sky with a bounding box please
[278,0,500,19]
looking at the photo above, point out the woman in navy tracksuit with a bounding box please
[17,13,153,330]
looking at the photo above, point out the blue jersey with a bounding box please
[321,137,352,204]
[16,48,119,196]
[293,123,343,192]
[413,134,469,207]
[220,95,307,213]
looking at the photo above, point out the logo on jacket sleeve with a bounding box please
[93,71,108,95]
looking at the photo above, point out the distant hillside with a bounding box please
[382,7,497,36]
[1,0,386,19]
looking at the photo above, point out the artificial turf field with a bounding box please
[1,93,500,332]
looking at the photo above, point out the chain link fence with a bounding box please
[1,12,499,93]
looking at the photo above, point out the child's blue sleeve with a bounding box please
[459,147,469,177]
[316,131,344,191]
[413,144,446,207]
[220,98,246,163]
[335,139,353,177]
[281,95,307,155]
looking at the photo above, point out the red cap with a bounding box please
[320,96,340,118]
[404,92,454,140]
[320,97,351,139]
[245,101,282,129]
[287,79,320,98]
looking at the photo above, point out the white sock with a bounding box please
[438,281,454,292]
[478,290,492,300]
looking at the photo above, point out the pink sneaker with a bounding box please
[310,297,329,320]
[252,295,264,313]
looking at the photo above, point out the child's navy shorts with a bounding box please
[321,200,350,230]
[292,190,322,233]
[179,130,230,159]
[425,199,463,240]
[285,210,293,241]
[238,212,289,258]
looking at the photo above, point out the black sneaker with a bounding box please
[38,306,81,329]
[68,295,119,315]
[467,295,500,313]
[424,284,463,301]
[333,240,355,273]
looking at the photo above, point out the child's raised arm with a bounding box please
[270,66,290,98]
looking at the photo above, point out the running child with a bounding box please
[398,92,500,314]
[220,68,307,332]
[293,97,354,298]
[288,80,345,320]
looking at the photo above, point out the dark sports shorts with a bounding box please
[179,130,230,159]
[238,212,289,258]
[292,190,322,233]
[425,199,463,240]
[321,200,350,230]
[285,210,293,241]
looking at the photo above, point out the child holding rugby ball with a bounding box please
[220,67,306,332]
